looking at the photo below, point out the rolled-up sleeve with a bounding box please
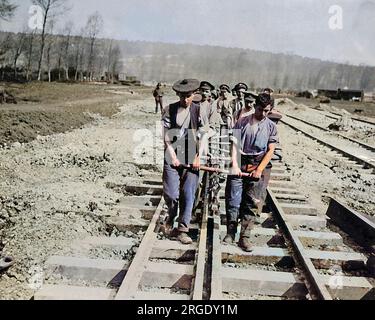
[268,122,279,145]
[162,105,173,143]
[161,105,171,129]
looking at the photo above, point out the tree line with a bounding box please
[0,0,122,83]
[118,41,375,92]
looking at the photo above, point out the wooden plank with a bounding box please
[278,203,318,216]
[210,215,223,300]
[270,187,300,194]
[140,262,194,290]
[275,194,308,201]
[115,198,164,300]
[222,246,294,267]
[123,184,163,195]
[222,267,308,298]
[321,275,374,300]
[150,240,196,261]
[34,285,116,300]
[294,231,343,247]
[192,174,209,300]
[134,291,190,300]
[46,256,128,284]
[306,249,366,269]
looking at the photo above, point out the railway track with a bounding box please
[280,116,375,173]
[295,102,375,127]
[33,155,375,300]
[285,113,375,153]
[326,111,375,127]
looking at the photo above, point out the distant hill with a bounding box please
[117,40,375,92]
[1,28,374,91]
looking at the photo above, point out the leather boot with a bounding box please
[239,218,255,252]
[223,222,237,244]
[238,236,253,252]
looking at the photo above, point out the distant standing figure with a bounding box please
[153,83,165,114]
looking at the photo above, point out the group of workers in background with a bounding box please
[154,80,282,252]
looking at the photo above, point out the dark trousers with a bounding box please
[155,97,163,114]
[163,162,199,232]
[225,168,271,237]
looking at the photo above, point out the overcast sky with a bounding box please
[1,0,375,66]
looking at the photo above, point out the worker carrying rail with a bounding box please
[224,93,279,252]
[161,79,203,245]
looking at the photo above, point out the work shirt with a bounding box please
[162,102,201,164]
[216,97,234,125]
[234,114,278,158]
[233,107,255,125]
[153,88,164,98]
[231,98,245,114]
[200,100,221,131]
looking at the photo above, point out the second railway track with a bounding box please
[280,115,375,173]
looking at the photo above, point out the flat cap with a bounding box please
[263,88,274,93]
[200,81,215,91]
[268,110,283,121]
[244,91,257,102]
[219,84,231,93]
[234,83,249,91]
[173,79,200,93]
[255,93,272,108]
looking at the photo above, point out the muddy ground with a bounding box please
[0,83,374,299]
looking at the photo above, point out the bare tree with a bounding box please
[56,22,72,80]
[71,28,85,81]
[45,20,55,82]
[107,41,121,83]
[0,0,17,20]
[84,11,103,81]
[11,32,27,79]
[62,23,72,80]
[32,0,67,81]
[25,30,37,81]
[0,33,11,80]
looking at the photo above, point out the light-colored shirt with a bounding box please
[231,98,245,114]
[162,102,200,143]
[200,100,221,130]
[233,108,255,124]
[234,115,279,157]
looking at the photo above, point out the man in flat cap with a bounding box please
[199,81,221,133]
[231,83,249,116]
[232,91,256,125]
[161,79,202,244]
[153,83,165,114]
[224,93,278,252]
[216,84,234,127]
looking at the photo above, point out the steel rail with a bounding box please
[285,113,375,153]
[267,189,333,300]
[281,118,375,171]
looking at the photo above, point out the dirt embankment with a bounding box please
[290,96,375,118]
[0,83,164,299]
[0,82,149,147]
